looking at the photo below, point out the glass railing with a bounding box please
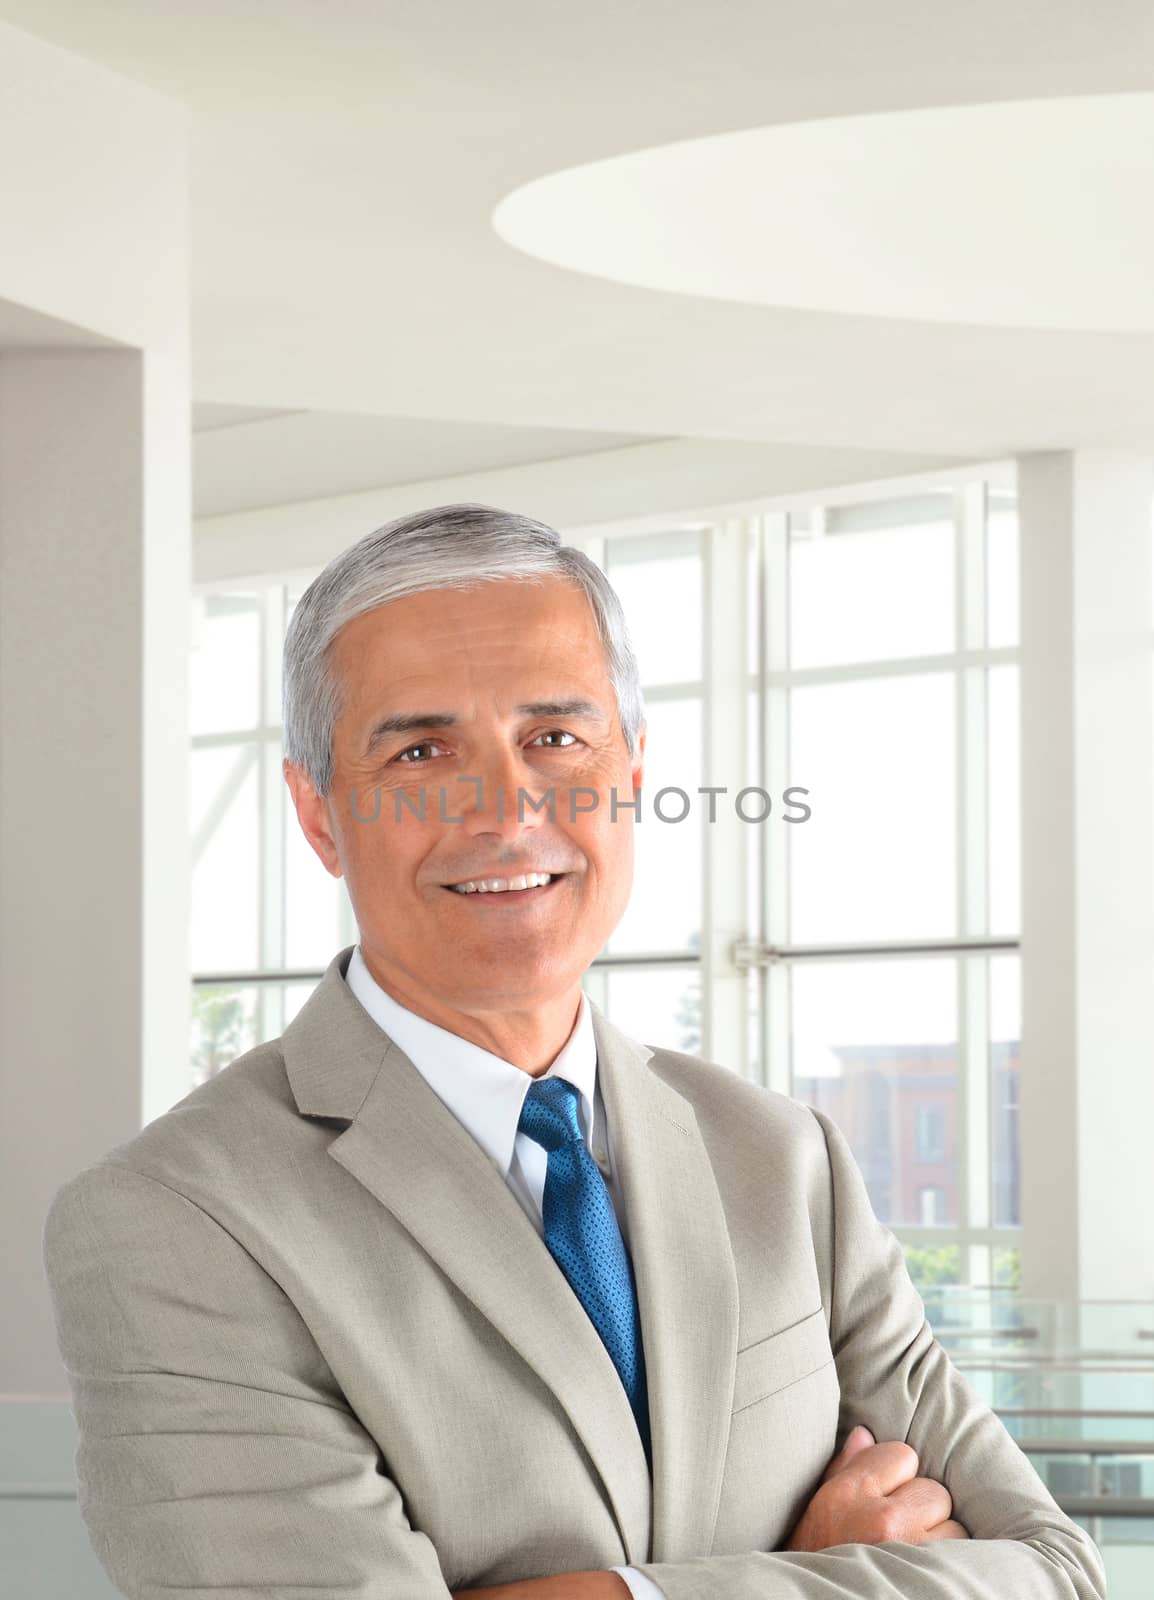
[923,1291,1154,1598]
[928,1292,1154,1413]
[9,1295,1153,1597]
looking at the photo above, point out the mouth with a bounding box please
[441,872,568,905]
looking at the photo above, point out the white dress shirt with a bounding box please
[344,946,663,1600]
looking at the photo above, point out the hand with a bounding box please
[452,1571,630,1597]
[785,1424,971,1552]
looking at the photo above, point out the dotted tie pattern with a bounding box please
[518,1075,652,1463]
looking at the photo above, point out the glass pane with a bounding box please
[789,673,957,942]
[190,745,260,972]
[791,958,959,1228]
[189,980,323,1089]
[993,1246,1022,1290]
[190,592,262,735]
[609,696,703,955]
[788,494,955,670]
[747,968,762,1085]
[986,494,1020,648]
[988,664,1021,935]
[990,954,1021,1227]
[594,965,703,1056]
[285,577,318,636]
[604,529,703,686]
[745,683,762,948]
[284,781,350,968]
[904,1243,962,1322]
[190,984,260,1086]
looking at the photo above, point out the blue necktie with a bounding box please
[517,1075,652,1463]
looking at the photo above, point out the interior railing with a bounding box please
[5,1293,1153,1595]
[919,1290,1154,1592]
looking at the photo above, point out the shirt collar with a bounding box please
[343,944,599,1180]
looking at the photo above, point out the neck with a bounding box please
[357,946,584,1076]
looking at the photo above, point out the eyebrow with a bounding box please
[362,698,610,756]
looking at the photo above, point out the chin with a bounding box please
[445,956,575,995]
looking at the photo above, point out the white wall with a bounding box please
[0,22,190,1401]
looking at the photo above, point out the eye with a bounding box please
[534,730,578,749]
[394,741,445,765]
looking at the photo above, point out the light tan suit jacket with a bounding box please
[43,944,1105,1599]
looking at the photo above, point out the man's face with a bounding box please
[285,575,645,1014]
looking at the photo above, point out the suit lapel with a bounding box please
[282,949,651,1561]
[282,947,739,1567]
[589,999,740,1563]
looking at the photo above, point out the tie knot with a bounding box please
[518,1076,584,1153]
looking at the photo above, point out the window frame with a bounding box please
[190,459,1022,1288]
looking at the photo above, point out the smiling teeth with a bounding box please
[451,873,554,894]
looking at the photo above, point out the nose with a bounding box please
[454,742,551,845]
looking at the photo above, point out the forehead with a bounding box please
[329,575,609,707]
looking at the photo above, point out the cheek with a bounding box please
[583,809,636,892]
[336,802,428,882]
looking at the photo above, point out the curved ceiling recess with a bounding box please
[493,93,1154,333]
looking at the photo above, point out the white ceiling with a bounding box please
[7,0,1154,515]
[495,93,1154,333]
[0,296,121,349]
[191,404,649,517]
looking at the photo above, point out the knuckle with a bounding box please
[825,1475,859,1512]
[874,1505,907,1544]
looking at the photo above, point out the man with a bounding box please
[43,504,1104,1600]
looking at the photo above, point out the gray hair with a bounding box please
[282,502,646,796]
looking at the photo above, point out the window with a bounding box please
[745,472,1022,1289]
[791,958,958,1226]
[916,1104,947,1164]
[189,581,356,1077]
[188,469,1021,1290]
[990,955,1021,1227]
[189,535,707,1070]
[582,527,705,1048]
[919,1185,948,1226]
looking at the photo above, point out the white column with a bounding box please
[0,20,189,1397]
[0,350,190,1394]
[1018,450,1154,1306]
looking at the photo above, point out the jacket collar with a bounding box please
[281,944,740,1566]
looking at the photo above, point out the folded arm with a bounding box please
[44,1115,1107,1600]
[623,1107,1106,1600]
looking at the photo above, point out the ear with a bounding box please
[283,759,343,878]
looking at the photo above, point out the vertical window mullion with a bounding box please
[953,492,971,1278]
[764,511,791,1096]
[259,583,286,1037]
[964,952,992,1236]
[702,516,752,1072]
[962,482,993,1281]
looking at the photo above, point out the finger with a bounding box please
[836,1439,921,1496]
[922,1519,971,1542]
[822,1425,877,1482]
[888,1476,953,1531]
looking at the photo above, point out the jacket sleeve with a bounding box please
[42,1160,456,1600]
[631,1107,1107,1600]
